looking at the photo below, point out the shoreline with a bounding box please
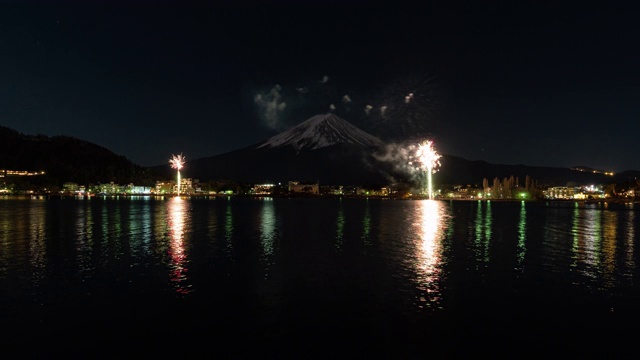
[3,193,638,204]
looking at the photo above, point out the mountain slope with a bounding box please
[257,113,385,152]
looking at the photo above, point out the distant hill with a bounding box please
[150,113,634,187]
[436,156,626,187]
[0,126,156,187]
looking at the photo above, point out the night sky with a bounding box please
[1,1,638,172]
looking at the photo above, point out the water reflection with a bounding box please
[413,200,450,309]
[29,200,47,286]
[571,204,580,256]
[362,199,371,247]
[568,205,632,288]
[516,201,526,271]
[581,208,601,272]
[602,211,618,286]
[100,201,118,253]
[335,199,344,252]
[484,200,492,244]
[133,200,153,256]
[75,202,94,277]
[224,199,234,261]
[474,201,492,264]
[260,197,276,279]
[167,197,191,295]
[624,211,635,271]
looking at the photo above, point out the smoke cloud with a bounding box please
[254,84,287,130]
[372,142,422,181]
[364,104,373,115]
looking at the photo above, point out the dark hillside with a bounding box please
[0,126,157,187]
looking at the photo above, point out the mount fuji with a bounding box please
[161,113,399,185]
[257,113,386,152]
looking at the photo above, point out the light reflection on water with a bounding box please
[335,198,344,251]
[75,201,94,279]
[28,200,47,288]
[260,197,276,278]
[625,210,635,272]
[362,199,371,246]
[224,198,234,262]
[411,200,451,310]
[516,200,526,271]
[474,200,491,264]
[167,197,191,295]
[541,201,638,291]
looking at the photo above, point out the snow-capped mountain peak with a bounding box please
[257,113,385,151]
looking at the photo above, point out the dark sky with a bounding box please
[1,0,638,172]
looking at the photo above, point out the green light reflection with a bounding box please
[474,200,491,264]
[516,200,526,271]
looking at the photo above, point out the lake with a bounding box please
[2,196,639,358]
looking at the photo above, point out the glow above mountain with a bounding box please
[257,113,385,152]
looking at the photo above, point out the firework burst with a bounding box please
[414,140,441,173]
[169,153,186,194]
[169,153,186,171]
[409,140,441,199]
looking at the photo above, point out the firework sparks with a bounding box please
[169,153,186,194]
[409,140,441,199]
[415,140,441,174]
[169,153,186,170]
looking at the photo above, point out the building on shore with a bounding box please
[288,181,319,195]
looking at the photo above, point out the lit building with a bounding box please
[155,181,175,194]
[0,169,46,178]
[62,182,80,193]
[544,186,576,199]
[252,183,275,195]
[93,182,125,195]
[288,181,319,195]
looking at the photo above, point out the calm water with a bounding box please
[2,196,639,358]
